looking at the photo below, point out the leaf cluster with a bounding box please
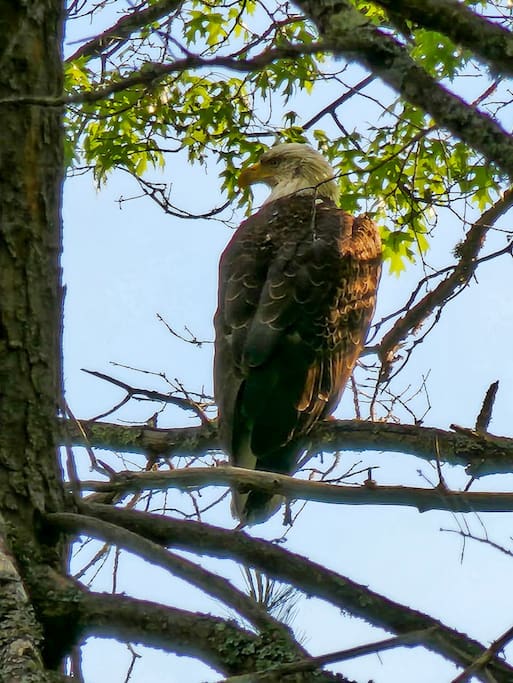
[64,0,511,271]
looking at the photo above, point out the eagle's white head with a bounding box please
[238,142,339,204]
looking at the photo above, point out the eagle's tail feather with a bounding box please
[231,433,302,526]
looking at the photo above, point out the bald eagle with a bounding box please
[214,143,381,525]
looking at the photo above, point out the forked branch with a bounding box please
[378,188,513,376]
[65,505,513,681]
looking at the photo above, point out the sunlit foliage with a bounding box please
[65,0,509,273]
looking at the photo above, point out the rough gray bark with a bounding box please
[0,0,66,678]
[0,516,48,682]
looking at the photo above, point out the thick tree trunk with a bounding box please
[0,0,66,677]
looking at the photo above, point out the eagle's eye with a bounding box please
[263,157,280,167]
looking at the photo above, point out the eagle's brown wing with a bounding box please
[214,193,381,523]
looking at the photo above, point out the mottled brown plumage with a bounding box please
[214,144,381,525]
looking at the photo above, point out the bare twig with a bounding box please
[433,435,448,490]
[156,313,212,347]
[441,528,513,559]
[73,543,111,582]
[128,175,231,222]
[122,644,141,683]
[371,238,513,344]
[67,0,184,63]
[82,368,210,424]
[303,74,375,129]
[63,400,98,470]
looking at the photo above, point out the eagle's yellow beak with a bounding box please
[238,162,271,189]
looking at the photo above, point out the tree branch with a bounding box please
[11,9,513,186]
[32,566,272,676]
[74,505,513,681]
[1,44,330,107]
[378,186,513,374]
[81,368,210,424]
[294,0,513,178]
[77,464,513,514]
[62,588,259,675]
[303,74,375,129]
[48,511,296,638]
[63,417,513,477]
[67,0,184,63]
[35,563,351,682]
[452,623,513,683]
[217,629,436,682]
[375,0,513,78]
[63,418,218,459]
